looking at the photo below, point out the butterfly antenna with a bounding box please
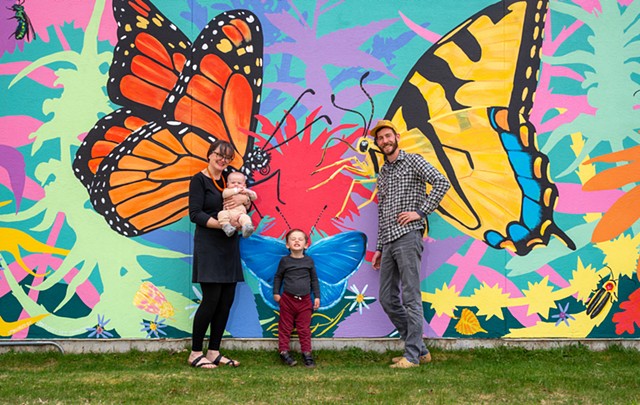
[275,206,292,231]
[315,137,358,168]
[330,93,367,136]
[263,89,316,147]
[264,114,332,152]
[359,72,375,135]
[309,204,328,236]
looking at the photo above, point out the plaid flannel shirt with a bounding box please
[375,150,450,251]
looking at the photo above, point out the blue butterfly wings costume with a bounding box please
[240,232,367,311]
[383,0,575,256]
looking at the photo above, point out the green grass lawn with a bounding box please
[1,345,639,404]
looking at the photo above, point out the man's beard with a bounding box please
[380,139,398,156]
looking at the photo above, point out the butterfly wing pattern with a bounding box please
[74,0,191,187]
[73,0,265,236]
[309,231,367,310]
[240,232,367,311]
[385,0,575,255]
[239,234,290,309]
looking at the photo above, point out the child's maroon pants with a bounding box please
[278,292,312,353]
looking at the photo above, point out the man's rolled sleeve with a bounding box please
[421,173,450,215]
[416,158,450,216]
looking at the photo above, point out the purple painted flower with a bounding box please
[86,314,113,338]
[551,302,575,327]
[140,315,167,338]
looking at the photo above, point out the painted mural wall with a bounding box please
[1,0,639,341]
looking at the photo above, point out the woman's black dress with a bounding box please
[188,171,244,283]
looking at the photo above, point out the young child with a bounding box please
[217,171,257,238]
[273,229,320,368]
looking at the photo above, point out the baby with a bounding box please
[218,172,257,238]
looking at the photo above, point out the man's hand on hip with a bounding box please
[397,211,421,226]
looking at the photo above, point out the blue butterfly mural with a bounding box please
[240,231,367,311]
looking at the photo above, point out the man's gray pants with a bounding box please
[378,230,428,364]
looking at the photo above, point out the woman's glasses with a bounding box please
[212,151,234,162]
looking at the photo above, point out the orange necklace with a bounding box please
[206,166,226,192]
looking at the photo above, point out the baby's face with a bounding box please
[228,174,246,188]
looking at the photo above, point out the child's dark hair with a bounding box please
[285,228,308,243]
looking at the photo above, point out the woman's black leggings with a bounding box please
[191,282,237,352]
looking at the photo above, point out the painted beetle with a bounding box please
[585,267,618,319]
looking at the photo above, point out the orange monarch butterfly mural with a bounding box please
[73,0,266,236]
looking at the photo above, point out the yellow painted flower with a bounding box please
[569,258,601,303]
[595,233,640,280]
[522,276,555,318]
[471,282,511,320]
[428,283,460,317]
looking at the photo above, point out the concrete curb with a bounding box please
[2,338,639,354]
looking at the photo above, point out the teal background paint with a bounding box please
[1,0,639,341]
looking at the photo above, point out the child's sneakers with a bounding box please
[302,352,316,368]
[280,351,297,367]
[222,223,236,237]
[241,223,254,238]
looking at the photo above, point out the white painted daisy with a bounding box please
[345,284,375,314]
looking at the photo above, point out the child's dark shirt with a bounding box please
[273,255,320,298]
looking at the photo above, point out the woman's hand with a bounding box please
[223,193,249,210]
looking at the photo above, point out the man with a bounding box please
[370,120,450,368]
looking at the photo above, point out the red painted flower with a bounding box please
[248,108,369,237]
[612,287,640,335]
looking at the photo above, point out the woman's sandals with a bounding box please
[212,353,239,367]
[190,354,216,369]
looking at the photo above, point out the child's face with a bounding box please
[227,173,246,188]
[286,231,308,252]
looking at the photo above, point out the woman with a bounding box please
[187,140,251,369]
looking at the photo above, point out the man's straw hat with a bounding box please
[369,120,399,137]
